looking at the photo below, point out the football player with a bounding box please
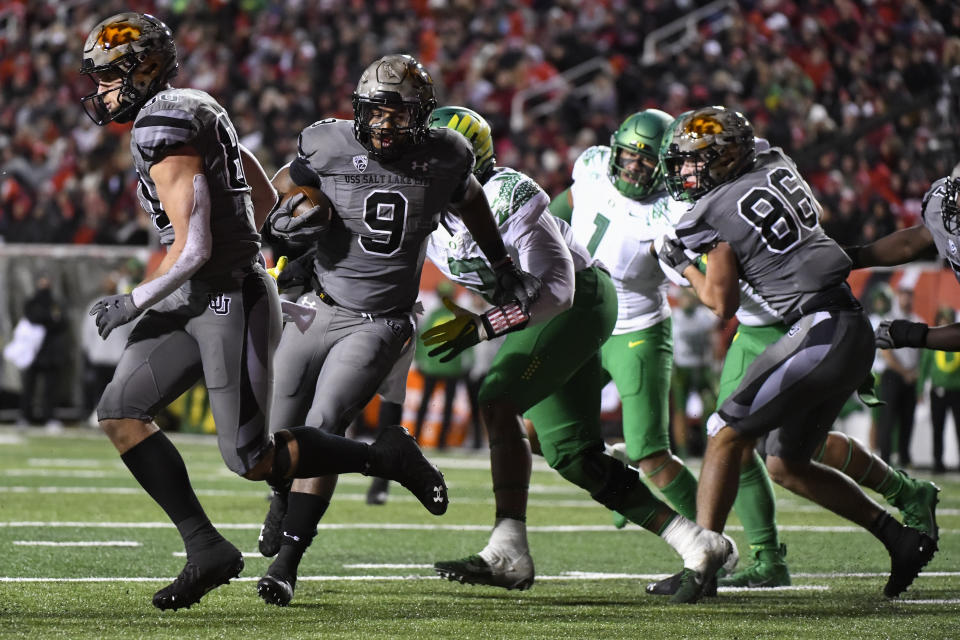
[548,109,700,529]
[845,176,960,350]
[255,58,541,606]
[422,106,736,592]
[81,14,449,611]
[656,106,938,602]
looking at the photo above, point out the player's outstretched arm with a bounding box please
[926,324,960,351]
[845,225,936,268]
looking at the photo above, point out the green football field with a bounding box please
[0,426,957,639]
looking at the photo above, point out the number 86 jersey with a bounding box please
[674,147,851,321]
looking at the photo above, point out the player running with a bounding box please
[255,57,540,606]
[81,14,449,611]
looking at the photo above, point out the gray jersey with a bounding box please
[675,148,851,320]
[131,88,260,280]
[297,120,474,314]
[922,177,960,284]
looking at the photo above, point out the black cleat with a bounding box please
[434,552,534,590]
[153,542,244,611]
[366,425,448,515]
[259,484,290,557]
[257,572,296,607]
[646,570,717,597]
[884,526,938,598]
[366,476,390,505]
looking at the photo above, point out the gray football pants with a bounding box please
[97,266,282,476]
[269,291,414,435]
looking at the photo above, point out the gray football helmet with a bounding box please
[79,12,178,125]
[352,54,437,161]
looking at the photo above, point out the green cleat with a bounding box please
[892,475,940,541]
[718,544,791,588]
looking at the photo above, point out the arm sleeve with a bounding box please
[512,213,575,325]
[131,174,212,309]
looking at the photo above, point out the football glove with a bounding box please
[276,252,315,292]
[490,256,541,312]
[268,193,329,246]
[422,297,530,363]
[89,293,140,339]
[654,234,697,286]
[875,320,928,349]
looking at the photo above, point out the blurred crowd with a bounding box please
[1,0,959,247]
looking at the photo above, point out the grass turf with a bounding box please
[0,427,956,639]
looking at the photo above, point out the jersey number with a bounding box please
[360,191,407,255]
[737,167,817,253]
[586,213,610,255]
[448,257,496,296]
[215,113,248,191]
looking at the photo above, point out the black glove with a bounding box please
[422,297,530,363]
[657,235,694,275]
[875,320,928,349]
[89,293,140,339]
[491,256,541,312]
[274,252,315,292]
[268,193,328,246]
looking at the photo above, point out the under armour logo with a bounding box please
[411,160,429,172]
[433,486,444,502]
[208,294,231,315]
[950,239,957,255]
[298,295,317,309]
[353,155,368,172]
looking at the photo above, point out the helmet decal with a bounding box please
[428,105,495,181]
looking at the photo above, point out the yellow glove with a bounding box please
[267,256,288,281]
[421,298,484,362]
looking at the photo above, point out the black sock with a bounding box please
[869,511,903,552]
[378,401,403,428]
[287,426,369,477]
[269,492,329,580]
[121,431,210,526]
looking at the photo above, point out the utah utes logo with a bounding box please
[208,294,231,315]
[353,155,368,172]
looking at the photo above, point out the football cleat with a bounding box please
[366,476,390,506]
[669,530,735,604]
[365,425,448,515]
[435,551,535,591]
[152,541,243,611]
[718,544,791,588]
[259,482,291,557]
[257,572,296,607]
[892,475,940,541]
[884,526,937,598]
[646,570,717,597]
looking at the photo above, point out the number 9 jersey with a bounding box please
[674,147,851,321]
[296,119,474,315]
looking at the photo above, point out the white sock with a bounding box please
[660,515,721,572]
[479,517,528,563]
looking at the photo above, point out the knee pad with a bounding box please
[553,449,641,512]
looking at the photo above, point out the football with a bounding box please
[285,184,331,220]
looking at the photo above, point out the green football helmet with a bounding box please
[428,105,496,181]
[660,106,756,202]
[608,109,674,200]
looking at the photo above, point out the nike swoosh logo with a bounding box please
[628,340,645,348]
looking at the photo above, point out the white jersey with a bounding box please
[427,167,591,325]
[568,145,688,334]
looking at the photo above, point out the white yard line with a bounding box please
[13,540,141,547]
